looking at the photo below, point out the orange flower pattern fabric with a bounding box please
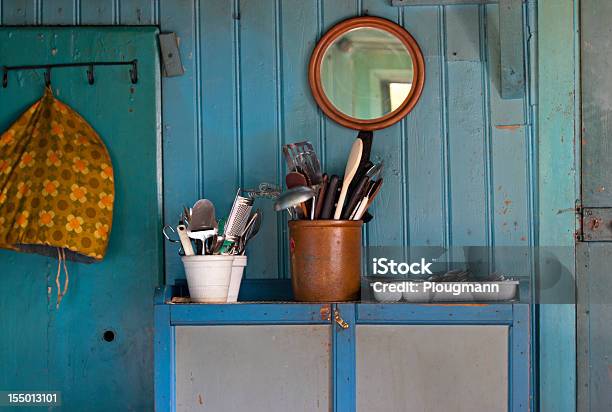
[0,87,114,261]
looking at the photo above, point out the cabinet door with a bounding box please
[356,324,509,412]
[175,325,331,412]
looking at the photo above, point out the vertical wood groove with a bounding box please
[233,0,243,191]
[481,5,494,271]
[113,0,119,24]
[74,0,80,24]
[316,0,326,168]
[399,6,409,254]
[274,0,286,279]
[439,5,452,261]
[194,0,203,198]
[525,1,537,272]
[36,0,41,24]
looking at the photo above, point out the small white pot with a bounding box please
[182,255,234,303]
[227,255,247,302]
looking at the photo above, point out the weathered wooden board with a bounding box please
[538,1,578,411]
[580,1,612,411]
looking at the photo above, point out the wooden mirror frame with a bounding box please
[308,16,425,131]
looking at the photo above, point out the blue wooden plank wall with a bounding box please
[0,0,546,409]
[0,0,535,283]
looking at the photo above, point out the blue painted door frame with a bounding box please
[154,287,531,412]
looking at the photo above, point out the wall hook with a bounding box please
[87,64,94,85]
[129,60,138,84]
[2,60,138,88]
[44,68,51,87]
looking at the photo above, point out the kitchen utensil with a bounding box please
[282,141,315,171]
[345,131,372,195]
[314,173,328,219]
[182,206,191,226]
[177,224,195,256]
[274,186,315,214]
[285,171,310,218]
[364,178,383,210]
[224,189,254,242]
[190,199,216,229]
[188,228,218,255]
[365,160,384,181]
[285,171,309,188]
[320,175,339,219]
[162,225,181,243]
[212,234,226,254]
[334,138,363,219]
[295,151,322,186]
[352,179,383,221]
[235,209,262,255]
[352,198,368,220]
[342,175,370,220]
[189,199,217,254]
[244,182,281,200]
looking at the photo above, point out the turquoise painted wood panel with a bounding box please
[0,1,536,284]
[80,0,115,25]
[175,1,531,282]
[538,1,578,411]
[361,0,405,249]
[159,0,200,281]
[41,0,75,25]
[403,7,445,248]
[0,27,161,411]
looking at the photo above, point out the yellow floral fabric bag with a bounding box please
[0,87,114,263]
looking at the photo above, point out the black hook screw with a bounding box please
[87,64,94,85]
[44,68,51,87]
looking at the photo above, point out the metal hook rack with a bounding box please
[2,59,138,88]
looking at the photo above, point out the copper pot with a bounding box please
[289,220,362,302]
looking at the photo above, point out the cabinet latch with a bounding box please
[334,309,349,329]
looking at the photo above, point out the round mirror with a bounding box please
[309,17,425,131]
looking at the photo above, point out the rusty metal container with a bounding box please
[289,220,362,302]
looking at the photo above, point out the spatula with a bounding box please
[188,199,216,254]
[334,139,363,219]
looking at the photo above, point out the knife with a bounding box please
[342,175,370,220]
[320,175,339,219]
[314,173,328,219]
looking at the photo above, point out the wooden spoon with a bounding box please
[334,139,363,219]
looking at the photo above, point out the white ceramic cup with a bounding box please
[182,255,234,303]
[227,255,247,303]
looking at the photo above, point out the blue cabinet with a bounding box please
[154,287,530,412]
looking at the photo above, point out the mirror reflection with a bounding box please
[321,27,414,120]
